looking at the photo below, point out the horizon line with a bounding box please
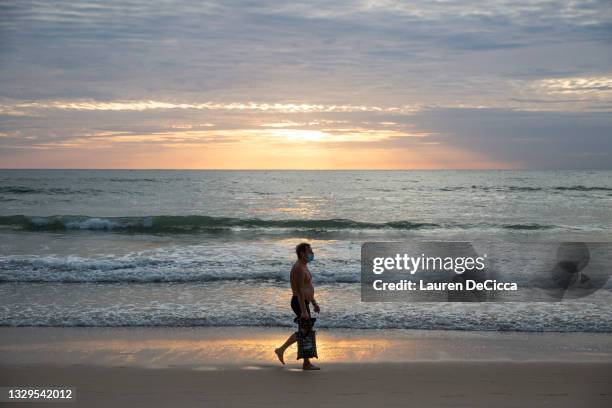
[0,168,609,171]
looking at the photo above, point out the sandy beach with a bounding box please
[1,327,611,407]
[4,361,612,408]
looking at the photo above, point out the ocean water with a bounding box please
[1,169,611,331]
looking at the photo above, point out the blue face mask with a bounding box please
[307,253,315,263]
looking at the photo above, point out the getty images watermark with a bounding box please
[361,242,612,302]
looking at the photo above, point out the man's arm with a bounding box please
[312,298,320,314]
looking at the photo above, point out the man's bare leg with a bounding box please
[302,357,320,370]
[275,333,297,364]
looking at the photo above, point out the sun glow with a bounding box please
[269,129,327,141]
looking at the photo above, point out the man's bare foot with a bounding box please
[274,348,285,365]
[302,363,320,370]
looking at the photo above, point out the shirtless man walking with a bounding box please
[275,242,321,370]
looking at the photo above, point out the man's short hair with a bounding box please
[296,242,311,258]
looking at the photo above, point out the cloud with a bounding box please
[407,108,612,169]
[0,1,611,168]
[0,100,417,114]
[1,1,611,104]
[537,76,612,94]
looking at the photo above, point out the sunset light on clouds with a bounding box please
[1,1,611,169]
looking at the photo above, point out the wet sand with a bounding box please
[1,327,611,407]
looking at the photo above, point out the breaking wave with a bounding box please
[0,215,558,233]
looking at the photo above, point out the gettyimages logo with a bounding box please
[361,241,612,302]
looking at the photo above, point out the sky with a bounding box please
[0,0,611,169]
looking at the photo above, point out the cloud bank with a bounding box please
[0,0,611,168]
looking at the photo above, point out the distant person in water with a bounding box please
[275,242,321,370]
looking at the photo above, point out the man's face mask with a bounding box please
[307,253,315,263]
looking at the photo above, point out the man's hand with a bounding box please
[301,310,310,320]
[313,303,320,314]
